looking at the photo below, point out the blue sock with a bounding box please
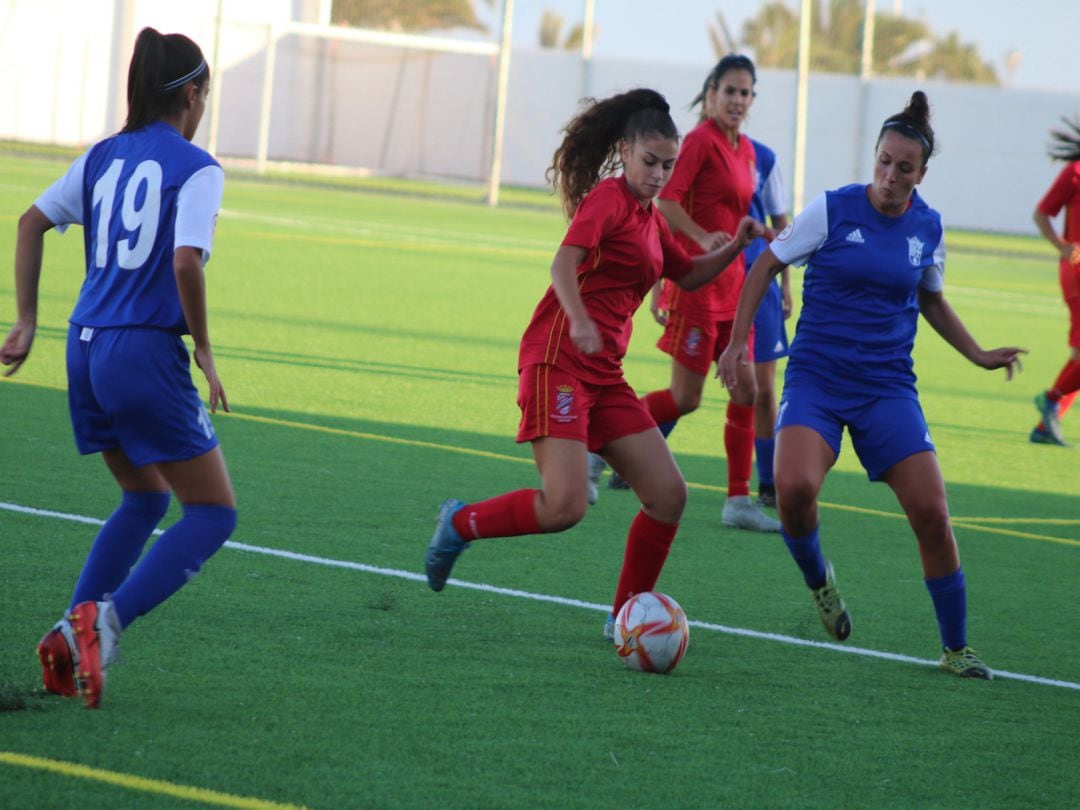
[111,504,237,628]
[658,420,677,439]
[755,437,775,487]
[925,567,967,651]
[71,491,171,609]
[782,526,827,589]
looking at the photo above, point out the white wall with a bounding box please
[2,1,1078,234]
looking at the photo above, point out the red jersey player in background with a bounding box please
[423,88,762,640]
[1030,116,1080,446]
[601,55,779,533]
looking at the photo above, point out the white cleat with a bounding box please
[722,495,782,533]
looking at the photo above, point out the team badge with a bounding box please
[683,327,703,357]
[907,235,925,266]
[553,384,578,423]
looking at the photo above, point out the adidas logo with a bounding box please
[773,340,785,352]
[846,228,865,244]
[923,430,934,446]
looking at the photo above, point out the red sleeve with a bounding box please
[1037,163,1079,217]
[657,213,692,280]
[658,130,707,205]
[562,181,623,250]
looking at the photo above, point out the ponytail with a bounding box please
[124,27,209,133]
[547,88,678,218]
[877,90,935,164]
[1048,116,1080,162]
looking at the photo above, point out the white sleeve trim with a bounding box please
[920,235,945,292]
[174,164,224,263]
[760,162,788,218]
[34,151,89,234]
[769,193,828,267]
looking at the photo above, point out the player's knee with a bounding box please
[640,478,687,524]
[908,500,951,543]
[180,503,237,563]
[538,494,586,532]
[674,389,702,414]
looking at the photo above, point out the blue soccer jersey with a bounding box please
[770,184,945,398]
[35,121,223,332]
[744,138,787,269]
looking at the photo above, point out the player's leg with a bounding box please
[718,323,779,532]
[753,359,779,506]
[880,450,990,679]
[773,394,850,641]
[1032,298,1080,444]
[603,428,686,619]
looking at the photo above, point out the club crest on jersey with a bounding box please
[553,384,577,423]
[907,236,925,266]
[683,327,703,357]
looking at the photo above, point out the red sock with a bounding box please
[725,402,755,497]
[642,389,682,425]
[1049,360,1080,400]
[451,489,541,540]
[1059,390,1078,419]
[612,510,678,616]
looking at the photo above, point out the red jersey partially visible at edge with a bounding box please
[518,176,693,385]
[1037,160,1080,300]
[657,119,755,319]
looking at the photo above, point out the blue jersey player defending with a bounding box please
[718,92,1024,680]
[743,137,791,509]
[1,28,237,708]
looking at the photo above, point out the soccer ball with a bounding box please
[613,591,689,674]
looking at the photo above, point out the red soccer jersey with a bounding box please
[658,119,756,319]
[518,176,693,385]
[1037,161,1080,300]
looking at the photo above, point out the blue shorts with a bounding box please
[776,383,934,481]
[752,280,789,363]
[66,324,218,467]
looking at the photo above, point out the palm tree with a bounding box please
[737,0,1000,85]
[538,8,585,51]
[332,0,491,33]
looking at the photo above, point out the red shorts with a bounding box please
[656,311,754,376]
[516,364,657,452]
[1068,295,1080,349]
[1062,262,1080,348]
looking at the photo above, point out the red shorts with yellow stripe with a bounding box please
[656,311,754,376]
[516,364,657,453]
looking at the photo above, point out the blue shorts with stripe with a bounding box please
[66,324,218,467]
[776,382,934,481]
[752,279,789,363]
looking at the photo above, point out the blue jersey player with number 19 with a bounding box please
[719,91,1025,680]
[1,27,237,709]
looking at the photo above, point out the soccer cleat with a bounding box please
[722,495,781,532]
[1034,392,1066,445]
[1029,424,1069,447]
[756,483,777,508]
[37,619,80,697]
[607,471,631,490]
[69,599,122,709]
[587,453,607,506]
[810,560,852,641]
[424,498,468,592]
[602,613,615,642]
[939,646,993,680]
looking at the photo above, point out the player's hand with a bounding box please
[781,283,793,319]
[976,346,1027,381]
[717,342,749,390]
[0,321,35,377]
[1062,242,1080,266]
[650,300,668,326]
[569,317,602,355]
[733,217,765,249]
[193,345,230,413]
[698,230,732,252]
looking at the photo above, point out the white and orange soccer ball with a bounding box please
[613,591,689,674]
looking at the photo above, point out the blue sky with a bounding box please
[478,0,1080,95]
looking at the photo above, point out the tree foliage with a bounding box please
[538,9,585,51]
[732,0,999,85]
[332,0,490,33]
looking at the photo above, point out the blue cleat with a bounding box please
[1034,393,1066,445]
[425,499,468,592]
[1029,424,1069,447]
[603,613,615,642]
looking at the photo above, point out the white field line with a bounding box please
[3,500,1077,692]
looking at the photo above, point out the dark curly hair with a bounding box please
[1048,116,1080,162]
[877,90,935,165]
[547,88,678,218]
